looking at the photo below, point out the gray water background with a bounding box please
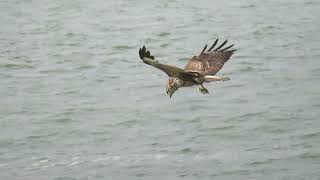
[0,0,320,179]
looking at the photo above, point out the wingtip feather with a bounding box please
[208,38,219,51]
[138,45,155,60]
[214,39,228,51]
[219,44,234,52]
[201,44,208,54]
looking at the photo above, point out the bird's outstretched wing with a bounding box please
[139,46,194,77]
[184,39,236,75]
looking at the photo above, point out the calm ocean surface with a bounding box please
[0,0,319,179]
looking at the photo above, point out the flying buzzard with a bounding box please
[138,39,236,98]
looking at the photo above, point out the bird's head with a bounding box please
[166,78,178,98]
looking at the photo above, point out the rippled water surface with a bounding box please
[1,0,320,179]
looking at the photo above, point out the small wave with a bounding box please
[299,132,320,139]
[108,75,120,79]
[114,119,139,127]
[312,104,320,108]
[38,68,68,74]
[223,84,245,88]
[68,160,82,166]
[112,45,135,50]
[54,177,77,180]
[239,66,255,72]
[27,132,59,140]
[239,61,264,65]
[77,65,95,70]
[241,4,256,8]
[157,32,170,37]
[160,43,169,48]
[180,148,192,154]
[135,173,145,177]
[53,117,72,123]
[0,63,34,69]
[219,169,250,176]
[0,163,8,167]
[311,67,320,73]
[300,152,320,160]
[235,111,269,120]
[248,159,276,166]
[141,83,163,89]
[305,1,318,5]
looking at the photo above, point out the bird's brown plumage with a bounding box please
[184,39,236,75]
[139,39,235,77]
[138,39,236,97]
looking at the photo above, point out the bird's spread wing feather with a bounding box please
[184,39,236,75]
[139,46,194,77]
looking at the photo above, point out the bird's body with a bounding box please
[139,39,236,98]
[170,76,198,88]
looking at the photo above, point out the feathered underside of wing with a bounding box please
[184,39,236,75]
[139,46,191,77]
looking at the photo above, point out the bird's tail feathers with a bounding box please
[205,76,230,82]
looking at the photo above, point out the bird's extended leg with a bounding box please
[198,84,209,94]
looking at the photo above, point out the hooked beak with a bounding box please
[166,88,175,98]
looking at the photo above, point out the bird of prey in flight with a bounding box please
[139,39,236,98]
